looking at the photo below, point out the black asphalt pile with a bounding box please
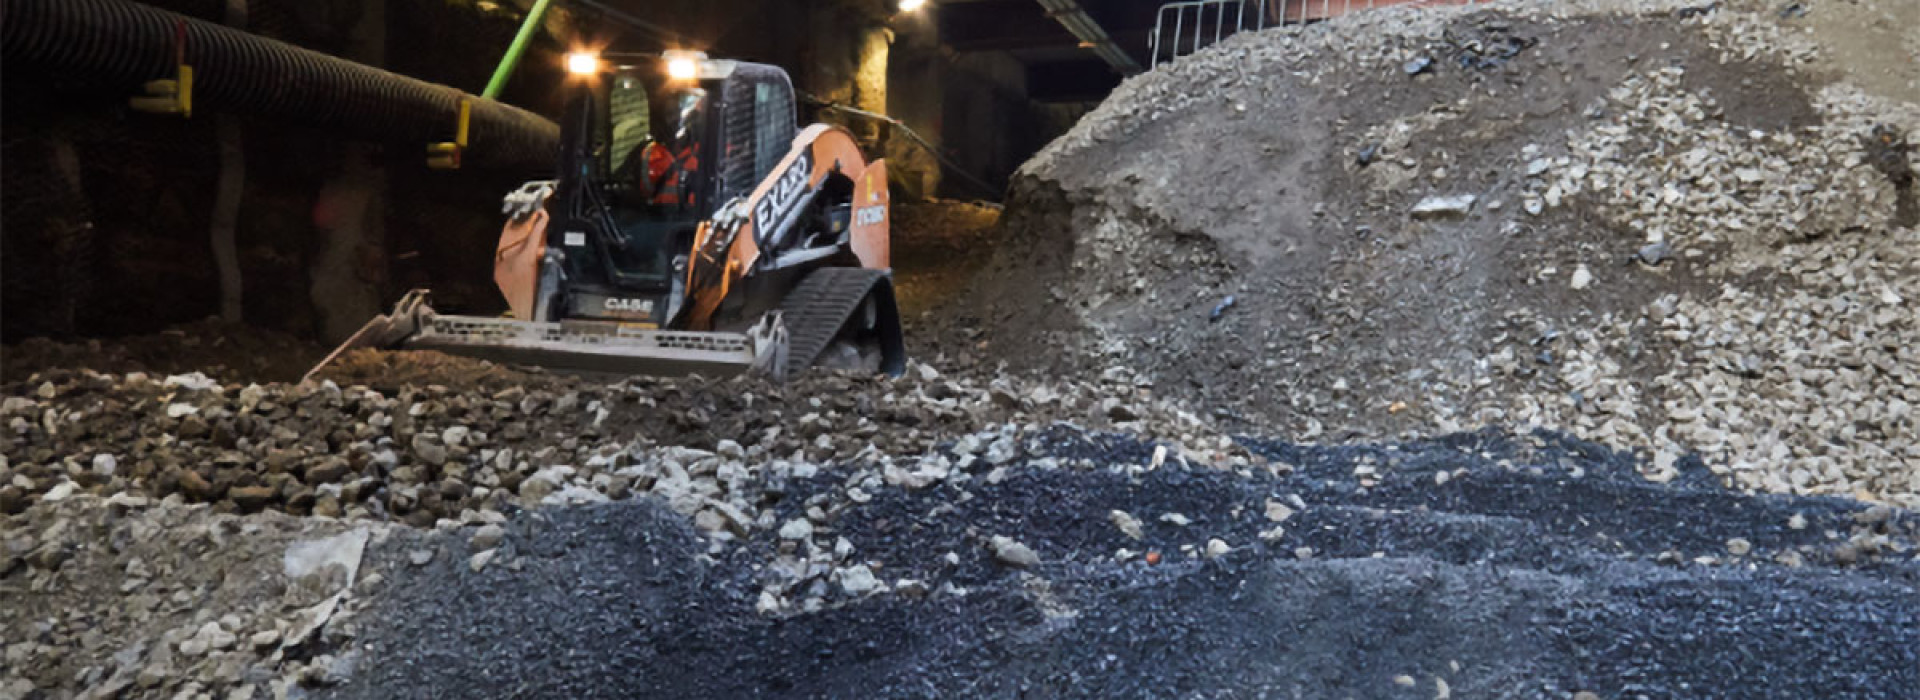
[323,428,1918,699]
[965,0,1920,507]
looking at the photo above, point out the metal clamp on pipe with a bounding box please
[129,19,193,116]
[427,97,472,169]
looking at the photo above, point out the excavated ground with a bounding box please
[7,416,1916,699]
[5,0,1920,698]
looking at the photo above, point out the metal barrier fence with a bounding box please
[1150,0,1486,67]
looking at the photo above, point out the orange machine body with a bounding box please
[683,123,889,330]
[492,124,888,331]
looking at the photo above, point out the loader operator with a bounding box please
[642,140,698,207]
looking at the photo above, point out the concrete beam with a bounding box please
[937,0,1077,51]
[1025,58,1122,102]
[1033,0,1142,73]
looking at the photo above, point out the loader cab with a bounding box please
[604,68,709,213]
[540,52,797,327]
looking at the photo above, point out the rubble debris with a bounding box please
[989,536,1040,569]
[1569,265,1594,290]
[468,525,505,552]
[1410,194,1478,219]
[1635,242,1673,266]
[1109,510,1146,540]
[1208,295,1238,322]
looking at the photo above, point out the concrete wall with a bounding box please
[885,19,1059,201]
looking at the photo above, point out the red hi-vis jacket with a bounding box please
[646,142,699,206]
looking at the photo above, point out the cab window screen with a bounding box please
[607,72,650,175]
[753,82,785,184]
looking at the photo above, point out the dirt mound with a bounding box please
[891,199,1003,322]
[965,0,1920,507]
[1,318,323,384]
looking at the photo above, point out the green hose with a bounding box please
[483,0,555,100]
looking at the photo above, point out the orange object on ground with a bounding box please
[495,201,551,320]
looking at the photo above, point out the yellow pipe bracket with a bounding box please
[129,64,193,117]
[427,97,472,170]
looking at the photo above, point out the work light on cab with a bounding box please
[663,50,704,81]
[565,51,599,76]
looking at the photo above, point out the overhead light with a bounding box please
[899,0,927,12]
[565,51,599,76]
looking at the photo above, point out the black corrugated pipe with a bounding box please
[1,0,560,171]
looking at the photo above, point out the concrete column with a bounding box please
[851,25,891,148]
[309,0,388,342]
[310,145,387,342]
[802,1,895,151]
[210,0,248,324]
[882,11,942,199]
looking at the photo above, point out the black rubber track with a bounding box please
[776,266,906,379]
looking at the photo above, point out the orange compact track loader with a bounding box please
[310,51,904,381]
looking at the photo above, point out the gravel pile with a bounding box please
[3,496,387,699]
[1463,224,1920,506]
[1422,5,1920,505]
[1519,70,1907,257]
[0,350,1235,529]
[965,0,1920,506]
[0,348,1239,698]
